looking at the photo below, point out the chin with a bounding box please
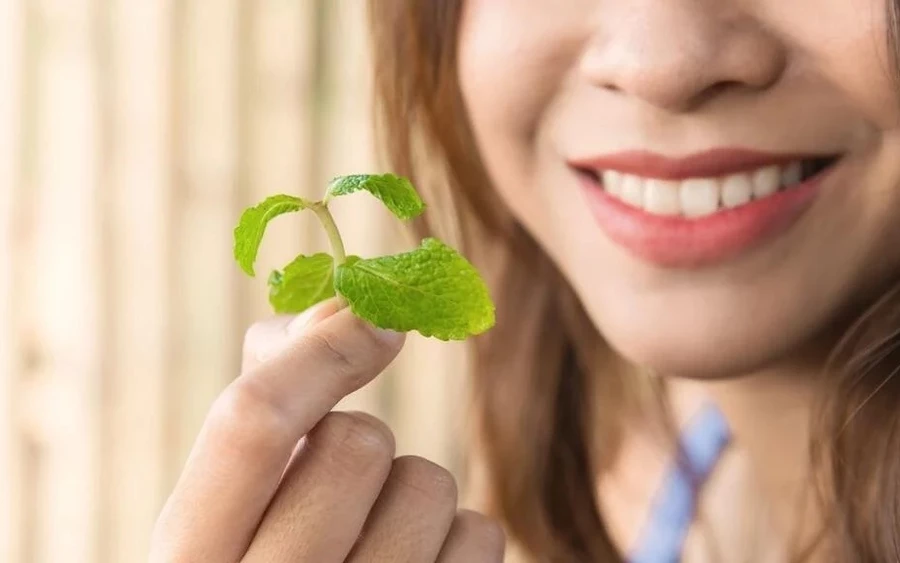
[590,308,813,380]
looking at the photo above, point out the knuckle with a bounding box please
[303,322,373,383]
[241,318,289,369]
[456,510,506,558]
[243,321,265,348]
[316,412,395,474]
[242,320,272,358]
[301,315,395,394]
[206,378,291,457]
[392,456,459,505]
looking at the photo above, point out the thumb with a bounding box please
[241,298,342,373]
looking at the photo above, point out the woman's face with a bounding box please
[458,0,900,378]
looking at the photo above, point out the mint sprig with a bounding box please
[233,174,495,341]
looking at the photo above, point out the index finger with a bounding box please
[150,300,405,562]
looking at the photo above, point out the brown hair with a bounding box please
[367,2,900,561]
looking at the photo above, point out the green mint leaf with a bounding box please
[267,253,336,314]
[334,238,495,340]
[234,195,308,276]
[325,174,425,221]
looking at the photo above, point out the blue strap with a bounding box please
[628,404,730,563]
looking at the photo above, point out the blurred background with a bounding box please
[0,1,470,561]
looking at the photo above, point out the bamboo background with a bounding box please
[0,1,471,561]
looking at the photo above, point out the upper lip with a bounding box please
[569,148,832,181]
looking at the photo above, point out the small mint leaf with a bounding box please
[325,174,425,220]
[234,195,308,276]
[334,238,495,340]
[267,253,335,314]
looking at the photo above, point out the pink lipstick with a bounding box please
[572,149,839,267]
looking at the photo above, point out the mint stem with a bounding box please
[310,202,348,307]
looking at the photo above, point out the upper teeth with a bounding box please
[602,161,804,217]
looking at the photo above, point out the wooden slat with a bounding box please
[318,0,382,257]
[104,0,172,560]
[0,1,24,560]
[241,0,317,321]
[169,0,242,481]
[22,1,103,561]
[11,4,40,561]
[392,338,469,472]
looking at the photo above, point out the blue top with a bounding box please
[628,403,731,563]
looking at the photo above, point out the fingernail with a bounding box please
[287,299,337,337]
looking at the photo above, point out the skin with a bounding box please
[149,298,505,562]
[456,0,900,559]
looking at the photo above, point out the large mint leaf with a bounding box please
[268,253,335,314]
[234,195,307,276]
[334,238,495,340]
[325,174,425,221]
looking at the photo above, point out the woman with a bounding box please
[150,1,900,561]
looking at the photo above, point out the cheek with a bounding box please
[457,2,587,235]
[457,1,589,127]
[771,0,900,126]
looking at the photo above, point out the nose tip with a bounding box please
[583,51,733,112]
[580,12,786,113]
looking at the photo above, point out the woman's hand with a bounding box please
[149,298,505,562]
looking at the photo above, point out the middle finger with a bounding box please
[242,411,395,562]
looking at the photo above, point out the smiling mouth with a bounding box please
[572,149,844,267]
[574,155,838,218]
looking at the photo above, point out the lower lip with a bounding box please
[578,168,832,268]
